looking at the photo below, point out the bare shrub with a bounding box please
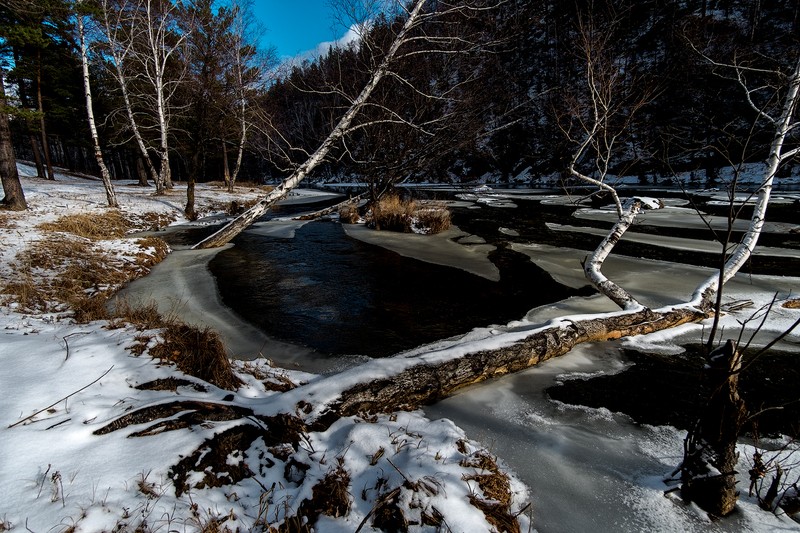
[39,211,132,240]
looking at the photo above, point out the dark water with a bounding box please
[209,219,589,358]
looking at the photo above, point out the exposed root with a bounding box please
[170,424,265,497]
[94,400,252,436]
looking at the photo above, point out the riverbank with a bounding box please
[0,166,533,532]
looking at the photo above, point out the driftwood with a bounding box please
[292,193,366,221]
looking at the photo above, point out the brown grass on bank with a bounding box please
[39,211,132,240]
[2,234,169,323]
[149,323,242,390]
[368,194,416,232]
[461,450,520,533]
[783,298,800,309]
[0,213,16,229]
[4,213,242,391]
[415,203,451,234]
[367,194,451,234]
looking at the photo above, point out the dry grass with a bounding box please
[150,323,242,390]
[461,451,520,533]
[0,213,16,229]
[2,233,170,323]
[414,203,451,234]
[367,194,451,234]
[338,203,360,224]
[368,194,417,232]
[39,210,132,240]
[782,298,800,309]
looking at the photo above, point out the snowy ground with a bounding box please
[2,165,799,532]
[0,166,531,532]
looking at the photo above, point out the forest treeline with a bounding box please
[1,0,798,191]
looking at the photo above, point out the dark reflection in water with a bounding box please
[209,221,588,358]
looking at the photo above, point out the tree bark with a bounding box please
[78,14,119,208]
[36,49,54,181]
[28,135,44,178]
[192,0,429,249]
[681,340,746,517]
[0,69,27,210]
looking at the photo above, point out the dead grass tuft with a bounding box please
[782,298,800,309]
[461,451,519,533]
[367,194,451,234]
[39,210,132,240]
[0,213,16,229]
[109,299,165,330]
[290,459,351,528]
[368,194,416,232]
[150,323,242,390]
[338,203,360,224]
[131,211,178,232]
[135,236,170,266]
[2,237,128,321]
[414,203,451,234]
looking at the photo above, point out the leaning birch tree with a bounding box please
[193,0,430,249]
[75,1,118,208]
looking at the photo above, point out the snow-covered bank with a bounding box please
[3,166,799,532]
[0,168,533,531]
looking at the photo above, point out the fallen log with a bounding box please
[292,193,366,221]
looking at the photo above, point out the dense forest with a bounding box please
[1,0,798,191]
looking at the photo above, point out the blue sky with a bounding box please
[251,1,347,59]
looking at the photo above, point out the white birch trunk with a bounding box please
[193,0,428,249]
[102,0,160,189]
[78,13,118,208]
[691,57,800,305]
[583,197,663,310]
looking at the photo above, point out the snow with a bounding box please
[0,165,533,532]
[2,163,799,531]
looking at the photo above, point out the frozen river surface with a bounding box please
[119,187,800,531]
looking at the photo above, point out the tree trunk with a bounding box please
[293,193,365,221]
[28,136,44,178]
[78,15,119,208]
[185,149,198,220]
[95,303,711,497]
[136,155,149,186]
[0,69,27,210]
[193,0,429,249]
[681,340,746,516]
[222,141,230,189]
[36,49,54,181]
[228,96,246,193]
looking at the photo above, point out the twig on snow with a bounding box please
[8,366,114,428]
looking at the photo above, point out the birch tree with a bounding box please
[101,0,189,194]
[75,2,118,207]
[193,0,431,249]
[100,0,159,187]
